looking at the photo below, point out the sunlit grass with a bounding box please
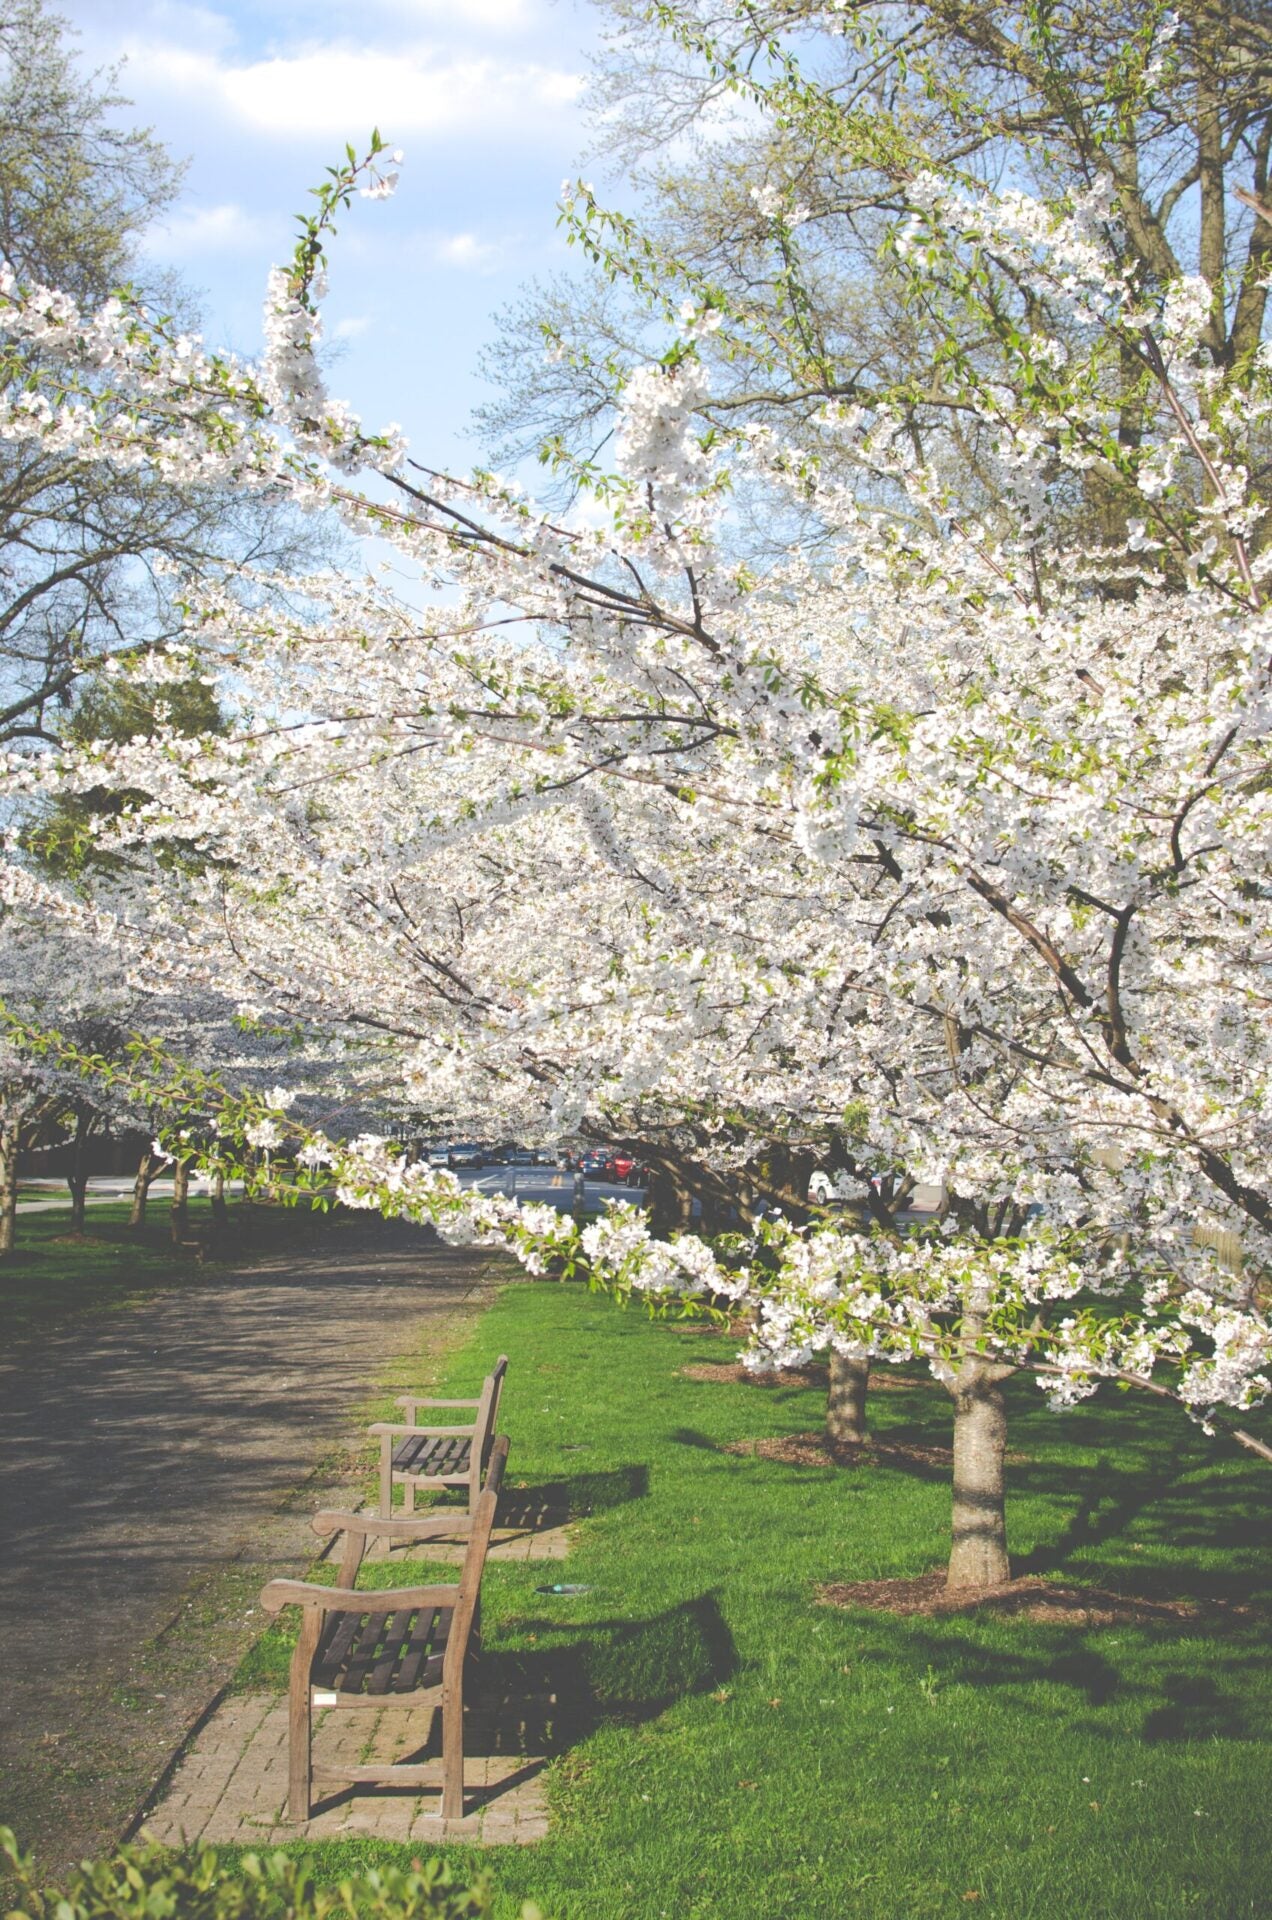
[225,1278,1271,1920]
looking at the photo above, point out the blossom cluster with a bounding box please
[1,148,1269,1433]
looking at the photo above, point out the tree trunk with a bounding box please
[947,1358,1011,1590]
[646,1158,695,1237]
[170,1157,190,1245]
[826,1350,869,1447]
[66,1108,94,1235]
[129,1148,158,1233]
[210,1169,229,1228]
[0,1115,19,1260]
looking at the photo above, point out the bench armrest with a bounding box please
[368,1422,476,1439]
[261,1578,461,1615]
[312,1507,474,1540]
[396,1396,481,1410]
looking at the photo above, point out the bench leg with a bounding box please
[441,1677,464,1821]
[288,1613,320,1821]
[378,1431,393,1518]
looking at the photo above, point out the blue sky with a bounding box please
[58,0,601,473]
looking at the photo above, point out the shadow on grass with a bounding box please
[834,1604,1271,1745]
[462,1589,739,1753]
[499,1463,649,1525]
[1142,1673,1256,1743]
[1014,1443,1191,1577]
[1009,1442,1272,1606]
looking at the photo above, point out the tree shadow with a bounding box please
[828,1606,1269,1745]
[1142,1673,1255,1743]
[408,1589,738,1758]
[1014,1444,1191,1580]
[1009,1439,1272,1607]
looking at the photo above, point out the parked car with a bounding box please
[427,1146,451,1168]
[610,1152,636,1180]
[580,1149,614,1178]
[507,1147,535,1166]
[448,1143,485,1169]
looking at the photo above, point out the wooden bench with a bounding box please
[370,1354,508,1519]
[261,1433,510,1822]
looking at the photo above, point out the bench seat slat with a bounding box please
[365,1603,417,1696]
[392,1434,473,1478]
[313,1603,453,1697]
[316,1609,360,1681]
[339,1612,388,1696]
[398,1608,447,1693]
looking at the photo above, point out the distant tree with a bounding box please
[482,0,1272,548]
[23,661,226,881]
[0,0,330,751]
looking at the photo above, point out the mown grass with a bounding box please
[225,1279,1272,1920]
[0,1199,331,1337]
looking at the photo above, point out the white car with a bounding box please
[808,1169,861,1205]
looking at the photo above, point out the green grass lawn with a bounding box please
[0,1199,331,1337]
[227,1279,1272,1920]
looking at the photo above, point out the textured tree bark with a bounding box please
[169,1156,190,1245]
[210,1168,229,1227]
[128,1147,158,1232]
[646,1158,695,1238]
[0,1114,19,1259]
[65,1108,94,1235]
[1196,63,1227,358]
[947,1357,1011,1589]
[825,1350,869,1447]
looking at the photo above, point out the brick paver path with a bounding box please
[136,1510,570,1846]
[142,1693,550,1847]
[0,1220,504,1873]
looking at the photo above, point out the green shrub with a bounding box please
[0,1830,544,1920]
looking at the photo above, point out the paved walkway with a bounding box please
[143,1694,552,1848]
[0,1220,503,1873]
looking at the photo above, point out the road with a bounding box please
[453,1165,651,1214]
[18,1168,655,1217]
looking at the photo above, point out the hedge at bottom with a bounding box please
[0,1830,544,1920]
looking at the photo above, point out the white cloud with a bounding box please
[431,231,504,272]
[378,0,537,27]
[139,200,271,257]
[123,41,584,141]
[332,314,371,338]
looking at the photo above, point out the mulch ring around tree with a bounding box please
[815,1571,1258,1626]
[725,1429,954,1471]
[678,1361,930,1392]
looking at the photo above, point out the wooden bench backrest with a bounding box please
[444,1432,509,1685]
[468,1355,509,1503]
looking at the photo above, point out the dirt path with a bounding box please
[0,1217,503,1874]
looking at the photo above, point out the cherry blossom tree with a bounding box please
[1,136,1268,1588]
